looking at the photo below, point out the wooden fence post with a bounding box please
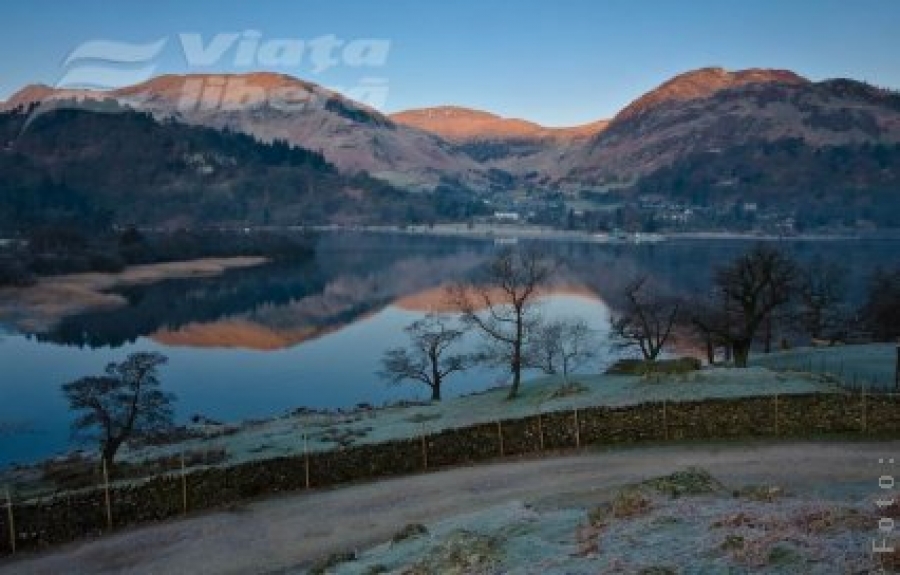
[862,385,868,433]
[4,486,14,554]
[773,394,779,436]
[102,458,112,530]
[662,401,669,441]
[573,409,581,448]
[497,421,504,457]
[180,452,187,515]
[536,412,544,451]
[303,433,311,489]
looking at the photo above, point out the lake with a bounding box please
[0,231,896,467]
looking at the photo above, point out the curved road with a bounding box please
[0,440,894,574]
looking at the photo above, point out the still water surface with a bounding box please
[0,232,895,466]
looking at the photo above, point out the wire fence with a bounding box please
[754,345,899,394]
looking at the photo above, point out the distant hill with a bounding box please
[388,69,900,225]
[614,67,808,121]
[3,73,492,192]
[3,67,900,229]
[390,106,608,142]
[391,106,608,185]
[0,105,439,229]
[560,69,900,184]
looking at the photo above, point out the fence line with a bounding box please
[763,352,896,394]
[3,391,900,557]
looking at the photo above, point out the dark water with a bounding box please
[0,232,896,466]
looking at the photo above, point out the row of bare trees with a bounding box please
[381,243,848,403]
[613,244,820,367]
[611,243,898,368]
[379,247,598,401]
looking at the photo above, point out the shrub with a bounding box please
[309,551,357,574]
[643,467,723,498]
[605,357,702,376]
[392,522,428,544]
[612,488,653,518]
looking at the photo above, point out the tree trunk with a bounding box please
[705,336,715,365]
[431,359,441,402]
[509,315,524,399]
[101,438,121,475]
[508,361,521,399]
[733,341,750,368]
[763,316,773,354]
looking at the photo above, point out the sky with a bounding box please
[1,0,899,126]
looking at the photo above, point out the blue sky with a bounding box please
[2,0,899,125]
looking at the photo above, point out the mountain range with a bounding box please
[2,66,900,228]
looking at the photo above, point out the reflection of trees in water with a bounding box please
[39,233,898,348]
[247,251,488,329]
[43,259,326,347]
[41,234,493,348]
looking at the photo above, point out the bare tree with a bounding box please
[795,257,848,342]
[683,294,730,365]
[714,244,797,367]
[610,277,680,361]
[528,317,597,385]
[378,314,469,401]
[62,352,174,470]
[450,247,555,399]
[860,267,900,341]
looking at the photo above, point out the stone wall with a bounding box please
[1,391,897,557]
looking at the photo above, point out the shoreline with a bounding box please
[305,223,900,244]
[2,343,894,479]
[0,256,268,333]
[1,358,847,491]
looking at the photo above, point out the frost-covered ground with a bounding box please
[317,470,881,575]
[751,343,897,391]
[124,365,839,466]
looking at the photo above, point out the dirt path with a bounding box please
[1,440,893,574]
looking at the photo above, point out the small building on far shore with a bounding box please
[492,211,521,222]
